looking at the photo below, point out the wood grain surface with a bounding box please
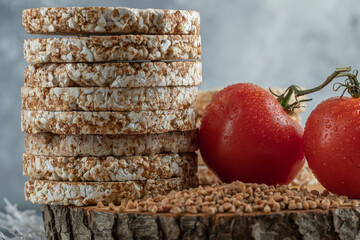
[41,185,360,240]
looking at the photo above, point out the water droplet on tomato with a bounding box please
[352,109,360,116]
[323,163,327,166]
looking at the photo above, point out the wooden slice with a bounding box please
[41,204,360,240]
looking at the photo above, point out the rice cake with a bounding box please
[24,61,202,88]
[21,86,197,111]
[25,177,199,206]
[23,153,197,182]
[24,131,198,157]
[23,35,201,64]
[22,7,200,35]
[21,109,196,135]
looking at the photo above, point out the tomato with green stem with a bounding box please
[304,69,360,198]
[199,83,305,185]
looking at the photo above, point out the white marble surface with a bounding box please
[1,0,360,209]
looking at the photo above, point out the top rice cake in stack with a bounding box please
[21,7,201,206]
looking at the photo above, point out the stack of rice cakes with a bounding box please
[21,7,201,206]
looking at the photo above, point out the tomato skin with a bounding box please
[304,97,360,198]
[199,83,305,186]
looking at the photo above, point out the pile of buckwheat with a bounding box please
[97,181,359,214]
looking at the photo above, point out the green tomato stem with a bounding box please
[295,66,352,97]
[280,88,294,109]
[274,66,359,112]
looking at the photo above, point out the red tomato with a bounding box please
[304,97,360,198]
[199,83,305,185]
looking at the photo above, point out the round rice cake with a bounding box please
[25,177,199,206]
[24,61,202,88]
[21,109,196,135]
[21,86,198,111]
[24,131,198,157]
[22,7,200,35]
[23,35,201,64]
[23,153,197,182]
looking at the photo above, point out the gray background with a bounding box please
[1,0,360,210]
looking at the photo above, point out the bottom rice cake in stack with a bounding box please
[195,88,318,186]
[21,61,202,206]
